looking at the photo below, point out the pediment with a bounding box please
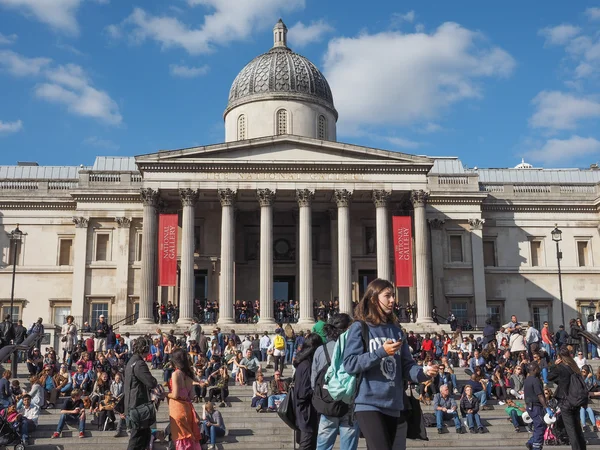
[136,135,432,167]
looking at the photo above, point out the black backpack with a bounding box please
[312,344,350,417]
[563,366,589,409]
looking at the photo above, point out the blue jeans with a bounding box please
[316,413,359,450]
[541,368,549,385]
[465,412,482,429]
[21,418,36,440]
[542,342,553,359]
[509,410,522,428]
[57,413,85,433]
[286,341,295,363]
[526,405,546,449]
[588,343,597,359]
[260,349,268,362]
[201,422,225,445]
[0,398,10,408]
[268,394,286,409]
[580,406,595,426]
[60,383,72,393]
[473,390,487,406]
[435,410,461,429]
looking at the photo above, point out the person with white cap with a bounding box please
[94,315,109,353]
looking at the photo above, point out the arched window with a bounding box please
[237,114,246,140]
[276,109,287,135]
[317,115,327,140]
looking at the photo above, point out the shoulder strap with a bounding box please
[360,321,369,352]
[323,343,331,366]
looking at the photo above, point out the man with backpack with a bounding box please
[310,313,358,450]
[270,330,286,373]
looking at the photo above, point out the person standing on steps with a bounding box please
[548,347,587,450]
[524,362,550,450]
[125,337,158,450]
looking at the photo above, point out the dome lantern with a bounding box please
[273,19,288,49]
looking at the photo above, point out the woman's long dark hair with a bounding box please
[558,346,580,374]
[353,278,397,326]
[170,348,195,380]
[294,333,323,366]
[323,313,352,341]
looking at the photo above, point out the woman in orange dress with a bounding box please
[167,348,201,450]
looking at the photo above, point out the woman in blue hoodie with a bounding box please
[343,278,438,450]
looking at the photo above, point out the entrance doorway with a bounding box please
[194,270,208,300]
[358,270,377,299]
[274,276,295,301]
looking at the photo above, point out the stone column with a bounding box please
[428,219,445,314]
[335,189,353,315]
[217,189,236,325]
[138,188,159,325]
[297,189,315,326]
[329,210,339,301]
[412,190,433,323]
[373,190,391,281]
[257,189,276,325]
[469,218,487,328]
[178,189,199,326]
[114,217,131,319]
[71,217,89,324]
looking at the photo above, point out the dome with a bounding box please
[225,20,337,119]
[515,158,533,169]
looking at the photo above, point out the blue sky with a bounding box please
[0,1,599,169]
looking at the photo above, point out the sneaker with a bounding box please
[114,431,123,438]
[453,388,459,395]
[79,432,85,439]
[256,405,263,413]
[51,432,60,439]
[478,427,485,433]
[498,401,505,405]
[469,428,476,434]
[515,426,521,433]
[219,402,226,408]
[456,427,463,434]
[437,428,443,434]
[482,405,493,410]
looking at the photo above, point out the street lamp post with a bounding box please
[551,225,565,327]
[8,225,24,375]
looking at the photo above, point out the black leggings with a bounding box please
[355,410,398,450]
[208,387,229,402]
[494,385,507,401]
[561,406,587,450]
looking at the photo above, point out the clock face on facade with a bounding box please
[274,239,290,257]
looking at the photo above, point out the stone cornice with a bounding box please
[0,201,76,210]
[70,193,142,203]
[483,203,598,213]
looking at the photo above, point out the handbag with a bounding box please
[61,336,67,342]
[126,402,156,429]
[277,385,299,431]
[405,387,428,440]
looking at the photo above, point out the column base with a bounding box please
[177,318,194,327]
[135,317,155,326]
[416,317,434,324]
[296,319,316,329]
[257,317,276,326]
[217,317,236,327]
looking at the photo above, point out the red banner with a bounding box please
[158,214,178,286]
[393,216,413,287]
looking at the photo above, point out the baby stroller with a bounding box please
[544,411,569,446]
[0,412,25,450]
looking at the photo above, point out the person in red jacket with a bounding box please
[421,333,435,361]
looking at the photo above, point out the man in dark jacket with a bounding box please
[124,337,158,449]
[94,315,109,353]
[0,315,14,348]
[13,320,27,362]
[482,319,496,348]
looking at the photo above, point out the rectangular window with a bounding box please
[8,241,21,266]
[1,306,20,323]
[53,306,71,325]
[58,238,73,266]
[451,301,468,327]
[135,232,143,262]
[95,233,110,261]
[486,302,504,330]
[483,240,496,267]
[578,241,589,267]
[449,235,463,262]
[90,302,109,325]
[530,241,542,267]
[580,303,596,320]
[134,302,139,322]
[532,305,550,331]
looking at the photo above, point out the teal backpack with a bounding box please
[324,321,369,404]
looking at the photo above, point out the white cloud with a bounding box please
[110,1,305,55]
[527,135,600,164]
[169,64,209,78]
[288,20,334,48]
[586,7,600,21]
[0,32,17,45]
[392,11,416,25]
[0,0,82,35]
[323,22,515,129]
[539,24,581,46]
[529,90,600,131]
[418,122,445,133]
[35,64,122,125]
[380,135,422,149]
[0,119,22,134]
[56,42,85,57]
[0,50,51,76]
[83,136,119,150]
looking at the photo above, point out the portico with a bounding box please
[134,135,435,327]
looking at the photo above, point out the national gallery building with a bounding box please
[1,21,600,337]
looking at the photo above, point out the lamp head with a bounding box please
[551,224,562,242]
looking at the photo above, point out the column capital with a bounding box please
[410,189,429,207]
[218,188,237,207]
[428,218,445,230]
[140,188,159,206]
[334,189,353,207]
[72,216,89,228]
[372,190,391,208]
[257,188,276,207]
[468,218,485,231]
[296,189,315,207]
[180,188,199,207]
[115,217,132,228]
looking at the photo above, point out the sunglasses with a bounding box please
[579,353,583,355]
